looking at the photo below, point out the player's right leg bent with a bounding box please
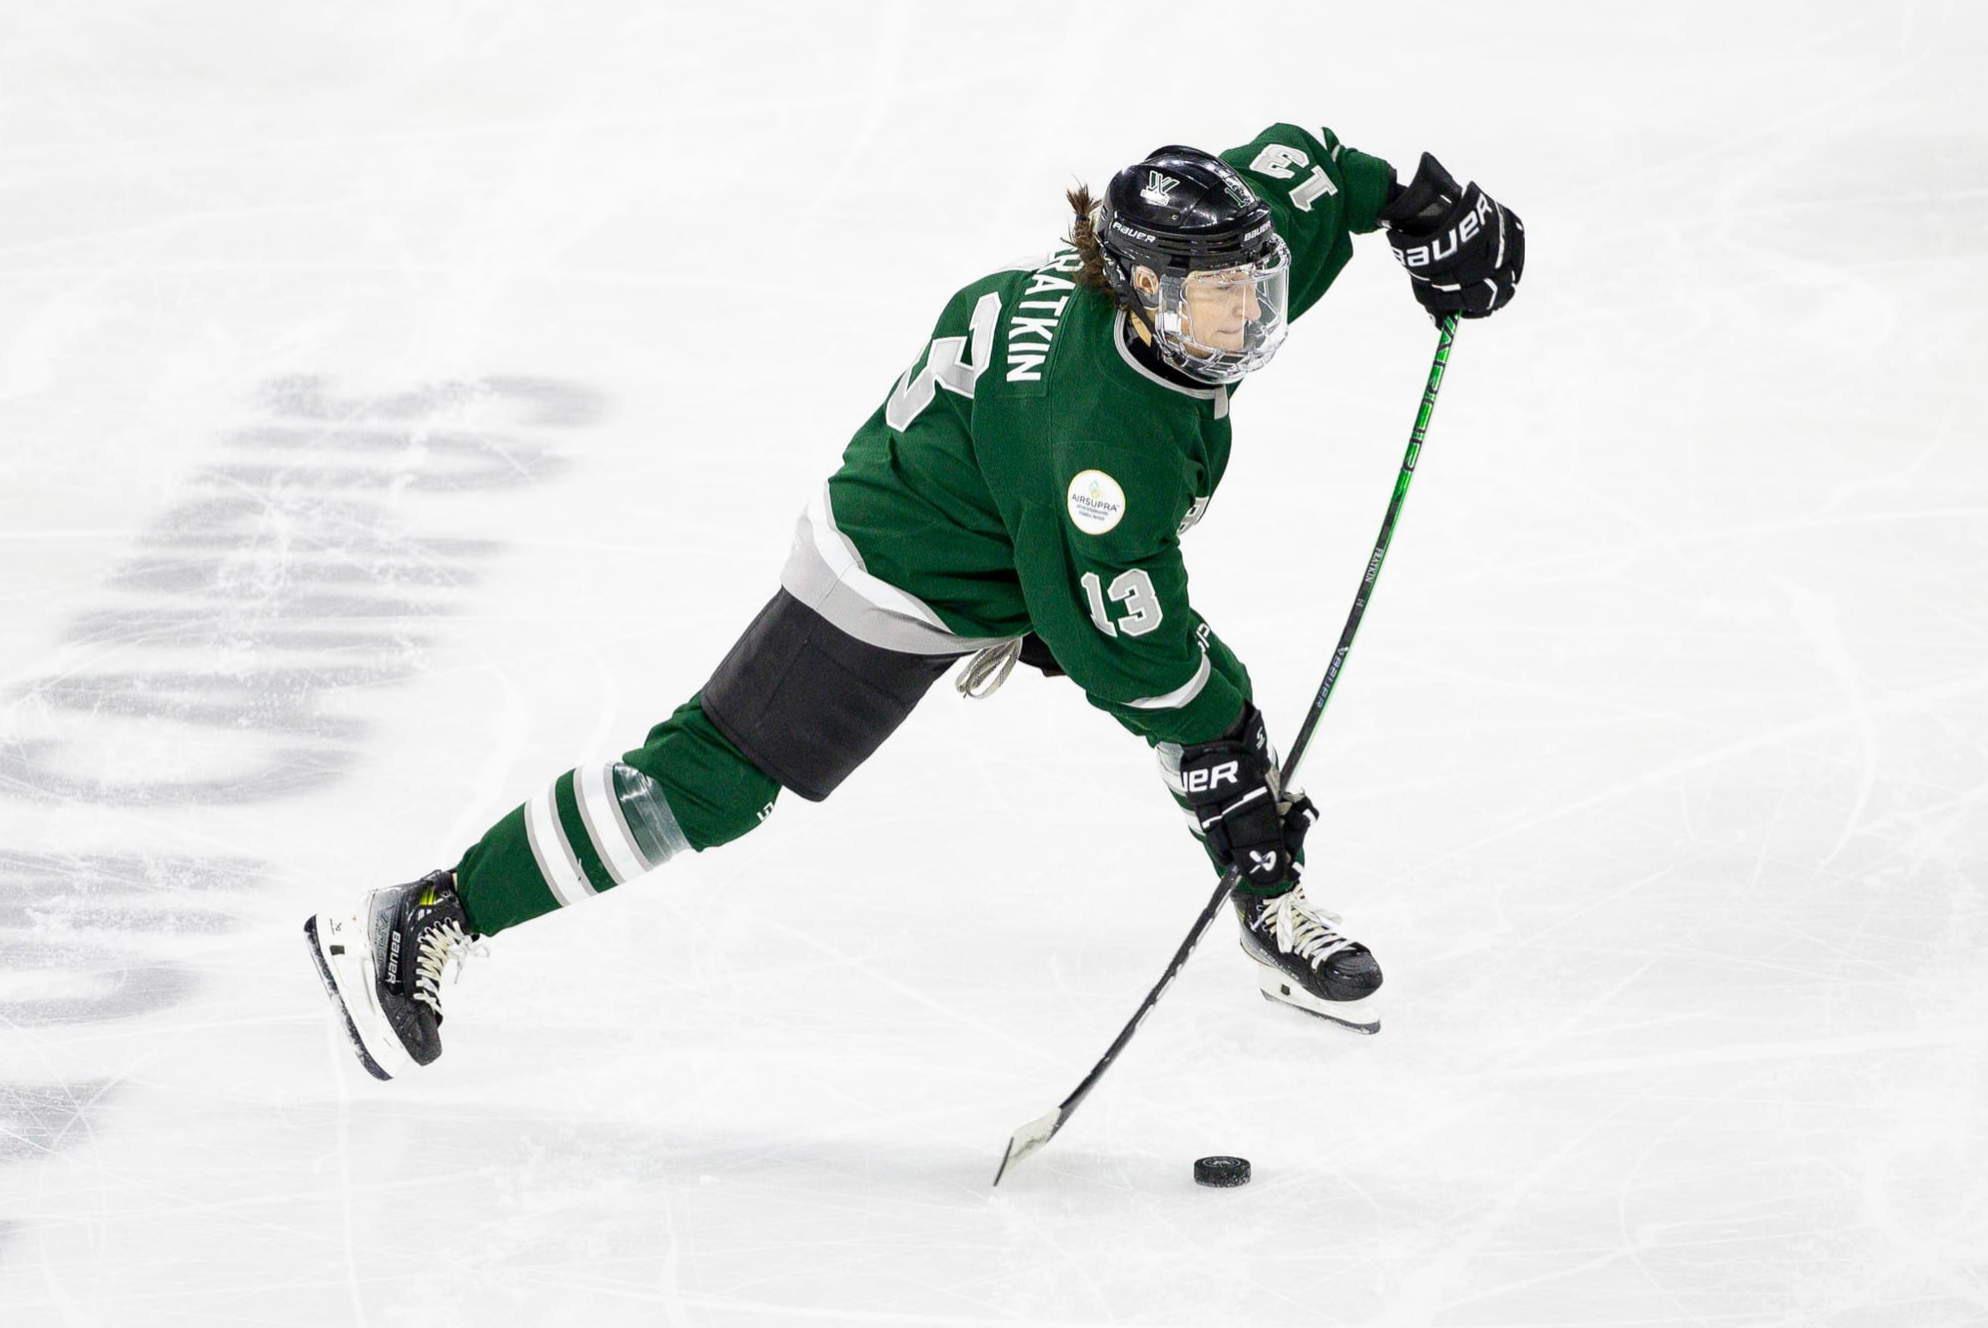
[1153,726,1385,1035]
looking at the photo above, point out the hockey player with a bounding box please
[306,125,1522,1080]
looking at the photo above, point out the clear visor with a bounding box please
[1147,237,1292,385]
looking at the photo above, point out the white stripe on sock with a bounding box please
[577,763,649,884]
[524,782,593,907]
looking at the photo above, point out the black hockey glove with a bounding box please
[1380,153,1524,322]
[1177,702,1317,892]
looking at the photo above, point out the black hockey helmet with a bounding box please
[1094,145,1292,384]
[1097,145,1279,279]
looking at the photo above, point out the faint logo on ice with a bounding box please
[0,374,603,1247]
[0,375,601,806]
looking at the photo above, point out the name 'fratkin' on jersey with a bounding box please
[305,122,1525,1082]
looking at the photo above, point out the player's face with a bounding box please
[1179,266,1262,354]
[1127,239,1290,383]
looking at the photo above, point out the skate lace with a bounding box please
[956,638,1024,699]
[1257,891,1357,970]
[412,919,488,1017]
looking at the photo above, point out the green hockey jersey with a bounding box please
[778,124,1395,748]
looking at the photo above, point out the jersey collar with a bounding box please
[1110,310,1230,417]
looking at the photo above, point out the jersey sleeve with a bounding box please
[1222,124,1396,323]
[1008,436,1247,746]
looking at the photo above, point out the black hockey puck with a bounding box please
[1193,1156,1251,1187]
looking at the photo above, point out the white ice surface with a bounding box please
[3,3,1986,1325]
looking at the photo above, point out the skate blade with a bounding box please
[303,913,409,1080]
[1256,970,1382,1035]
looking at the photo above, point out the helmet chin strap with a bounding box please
[1127,300,1159,344]
[1113,255,1161,346]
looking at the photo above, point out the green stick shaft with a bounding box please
[1279,312,1458,784]
[993,315,1462,1184]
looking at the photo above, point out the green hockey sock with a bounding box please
[453,693,780,935]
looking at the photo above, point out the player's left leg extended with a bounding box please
[305,588,967,1078]
[304,693,776,1079]
[449,693,779,938]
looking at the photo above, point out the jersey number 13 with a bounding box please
[1081,568,1162,638]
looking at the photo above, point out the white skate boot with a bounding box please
[304,870,485,1079]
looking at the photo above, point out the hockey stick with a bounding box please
[993,314,1461,1185]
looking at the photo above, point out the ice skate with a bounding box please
[1233,879,1382,1034]
[304,869,485,1079]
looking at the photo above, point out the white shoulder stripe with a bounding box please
[1126,652,1213,711]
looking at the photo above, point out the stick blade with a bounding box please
[992,1106,1064,1185]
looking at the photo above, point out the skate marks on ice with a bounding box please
[0,1081,112,1165]
[0,375,602,1250]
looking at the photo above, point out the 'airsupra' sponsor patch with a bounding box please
[1067,470,1126,535]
